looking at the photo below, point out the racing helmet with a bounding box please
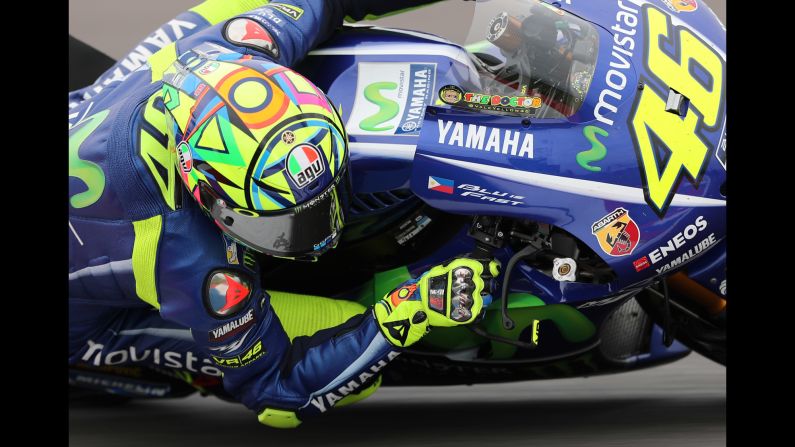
[161,51,350,259]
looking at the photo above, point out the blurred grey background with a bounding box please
[70,0,725,59]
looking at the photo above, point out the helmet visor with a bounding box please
[205,167,349,258]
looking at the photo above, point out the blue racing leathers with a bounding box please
[69,0,438,426]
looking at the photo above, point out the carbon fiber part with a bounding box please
[598,297,651,363]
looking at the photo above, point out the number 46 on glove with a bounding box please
[374,258,501,347]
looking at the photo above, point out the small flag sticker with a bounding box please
[428,176,454,194]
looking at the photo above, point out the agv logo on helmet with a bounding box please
[286,144,325,188]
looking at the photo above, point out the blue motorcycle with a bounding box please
[255,0,726,385]
[69,0,726,395]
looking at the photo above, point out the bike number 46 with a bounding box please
[630,6,725,216]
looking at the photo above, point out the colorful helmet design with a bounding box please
[161,50,350,258]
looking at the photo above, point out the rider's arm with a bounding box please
[149,203,492,427]
[149,211,408,426]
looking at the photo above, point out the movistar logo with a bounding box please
[360,82,399,132]
[576,125,609,172]
[69,109,109,208]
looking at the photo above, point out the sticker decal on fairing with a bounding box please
[438,84,542,116]
[394,212,433,246]
[347,62,436,136]
[661,0,698,13]
[436,120,534,159]
[591,208,640,257]
[637,215,718,274]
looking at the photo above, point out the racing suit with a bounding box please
[69,0,440,427]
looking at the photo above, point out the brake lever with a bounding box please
[499,243,540,330]
[466,244,542,349]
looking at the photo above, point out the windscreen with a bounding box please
[439,0,600,119]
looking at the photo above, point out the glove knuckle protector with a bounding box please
[421,258,486,327]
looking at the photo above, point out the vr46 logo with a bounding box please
[211,340,264,368]
[286,144,325,188]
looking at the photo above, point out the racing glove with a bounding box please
[374,258,500,347]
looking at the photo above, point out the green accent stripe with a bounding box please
[191,0,272,25]
[132,216,163,309]
[268,291,366,341]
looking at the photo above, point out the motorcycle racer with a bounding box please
[68,0,500,428]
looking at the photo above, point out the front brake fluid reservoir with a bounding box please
[552,257,576,282]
